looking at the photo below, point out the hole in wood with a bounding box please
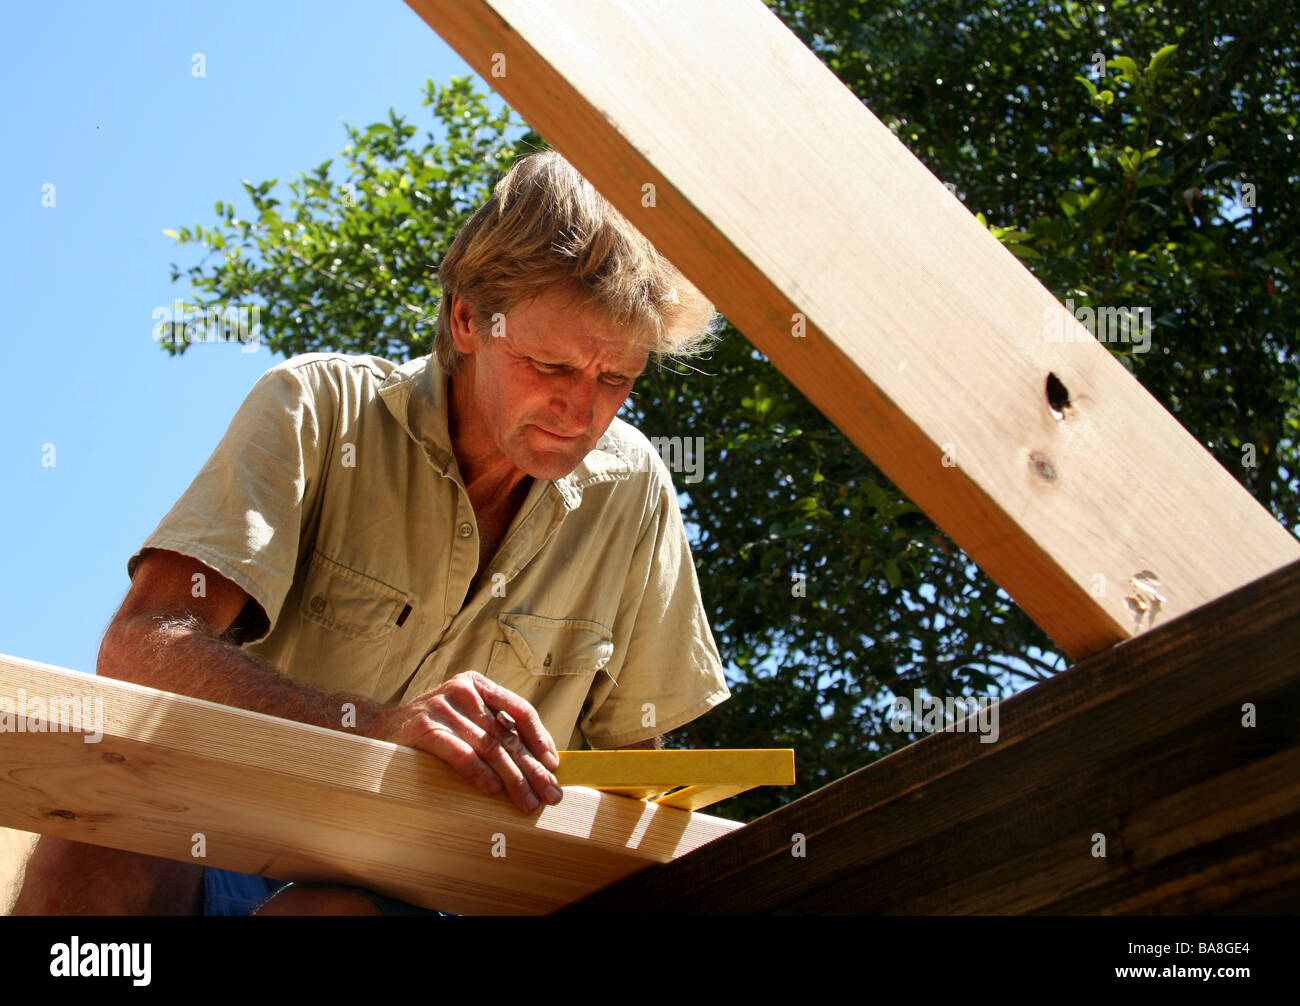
[1046,372,1071,419]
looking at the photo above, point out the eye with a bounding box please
[528,358,567,375]
[600,373,634,387]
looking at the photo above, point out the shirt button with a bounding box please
[458,522,473,539]
[308,595,326,614]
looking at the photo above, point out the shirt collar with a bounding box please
[377,355,635,509]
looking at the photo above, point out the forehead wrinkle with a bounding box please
[505,315,646,377]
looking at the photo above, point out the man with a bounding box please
[15,150,729,915]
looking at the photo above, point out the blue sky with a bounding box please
[0,2,1069,701]
[0,2,477,673]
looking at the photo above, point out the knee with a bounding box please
[254,884,384,916]
[13,836,203,915]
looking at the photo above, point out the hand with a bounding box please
[383,671,562,813]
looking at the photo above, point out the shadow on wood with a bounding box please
[0,656,741,915]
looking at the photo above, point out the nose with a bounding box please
[551,373,596,434]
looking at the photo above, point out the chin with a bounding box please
[507,440,579,479]
[523,454,584,480]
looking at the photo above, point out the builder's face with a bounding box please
[450,288,648,480]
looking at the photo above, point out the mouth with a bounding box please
[530,424,584,442]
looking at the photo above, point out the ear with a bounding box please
[449,294,480,356]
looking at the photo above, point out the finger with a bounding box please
[412,722,504,797]
[474,728,548,813]
[467,672,560,771]
[433,674,560,811]
[485,725,563,809]
[428,700,552,813]
[487,727,564,809]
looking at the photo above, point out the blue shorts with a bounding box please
[202,867,447,916]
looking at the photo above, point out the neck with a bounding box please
[447,368,532,516]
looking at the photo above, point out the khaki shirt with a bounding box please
[128,353,729,749]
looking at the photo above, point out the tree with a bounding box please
[162,80,537,363]
[162,1,1298,819]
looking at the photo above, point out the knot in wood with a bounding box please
[1028,450,1057,481]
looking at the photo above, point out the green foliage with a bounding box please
[767,0,1298,527]
[162,1,1298,821]
[163,78,542,360]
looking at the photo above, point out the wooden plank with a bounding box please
[1122,747,1300,872]
[403,0,1300,659]
[565,558,1300,914]
[0,654,741,915]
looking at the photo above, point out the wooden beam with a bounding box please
[403,0,1300,659]
[566,558,1300,914]
[0,654,741,915]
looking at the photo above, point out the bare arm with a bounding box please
[100,549,561,813]
[101,549,389,734]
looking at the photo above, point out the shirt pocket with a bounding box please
[497,612,614,673]
[300,550,409,638]
[289,550,411,698]
[486,612,614,702]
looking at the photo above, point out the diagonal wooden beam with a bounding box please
[0,654,741,915]
[404,0,1299,659]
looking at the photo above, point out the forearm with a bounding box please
[98,611,394,740]
[98,611,560,812]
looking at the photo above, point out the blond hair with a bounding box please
[434,150,716,373]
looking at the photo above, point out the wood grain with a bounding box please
[566,558,1300,914]
[0,654,741,915]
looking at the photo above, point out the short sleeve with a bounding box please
[126,360,332,642]
[579,471,730,749]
